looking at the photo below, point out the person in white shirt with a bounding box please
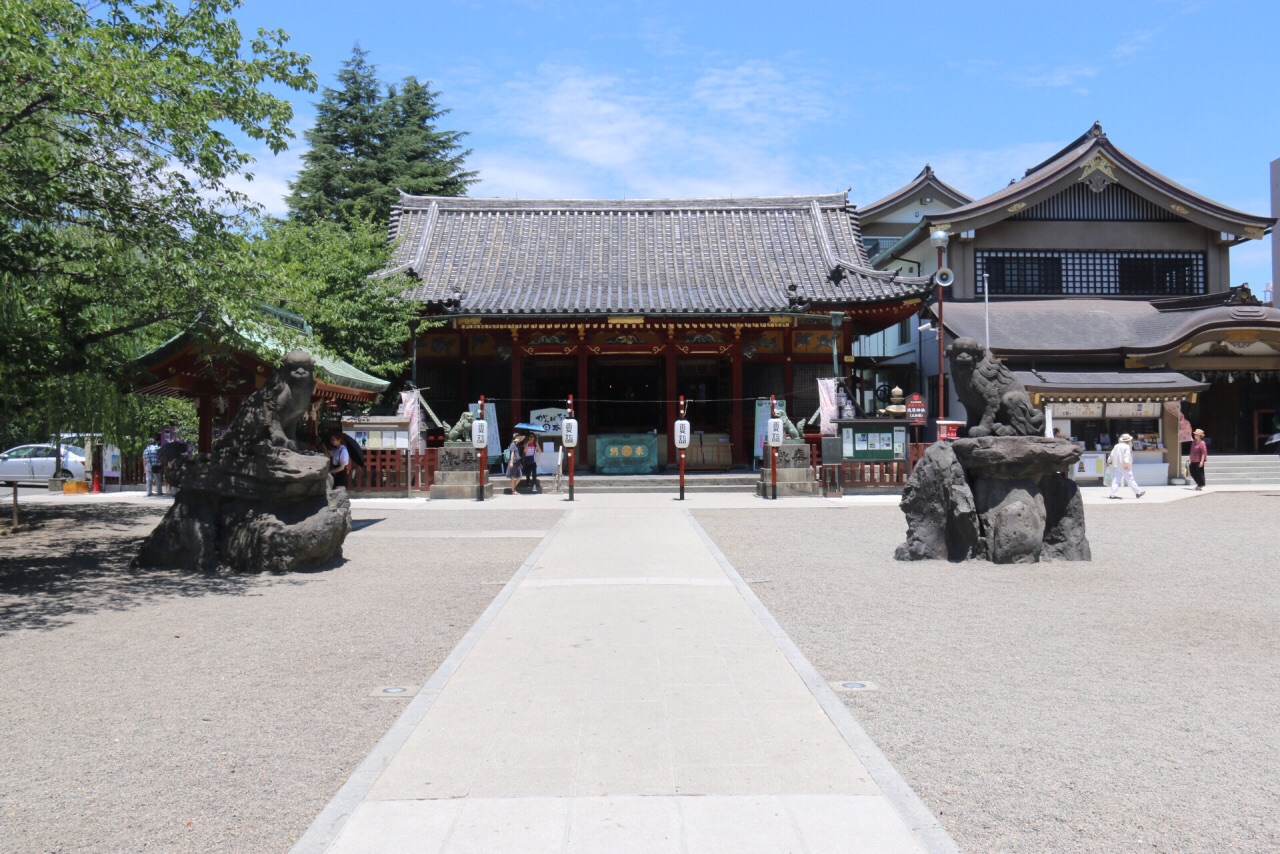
[1108,433,1145,500]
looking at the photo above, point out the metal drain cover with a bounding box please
[371,685,418,698]
[829,680,878,692]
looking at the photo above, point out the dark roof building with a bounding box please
[382,192,932,468]
[900,123,1279,462]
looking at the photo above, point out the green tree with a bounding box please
[0,0,316,423]
[383,76,477,202]
[246,218,424,378]
[286,45,475,225]
[285,45,386,224]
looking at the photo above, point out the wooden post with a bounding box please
[731,346,744,467]
[665,349,678,468]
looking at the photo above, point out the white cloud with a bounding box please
[692,61,830,124]
[478,63,834,199]
[1012,64,1098,95]
[466,153,595,199]
[1113,29,1158,61]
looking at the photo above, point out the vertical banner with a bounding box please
[817,378,837,436]
[753,399,786,458]
[468,402,502,458]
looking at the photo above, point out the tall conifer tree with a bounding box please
[287,46,475,225]
[286,45,385,223]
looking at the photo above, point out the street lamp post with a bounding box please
[930,228,950,420]
[983,271,990,347]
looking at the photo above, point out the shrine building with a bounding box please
[379,192,932,468]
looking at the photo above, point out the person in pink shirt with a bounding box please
[1188,428,1208,491]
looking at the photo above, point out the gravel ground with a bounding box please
[694,494,1280,853]
[0,500,564,853]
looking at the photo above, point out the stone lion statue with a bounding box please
[947,337,1044,438]
[446,410,475,442]
[213,349,315,453]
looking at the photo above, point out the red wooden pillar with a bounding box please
[665,348,678,466]
[459,333,471,409]
[784,330,795,415]
[576,342,589,457]
[731,345,744,466]
[511,335,523,430]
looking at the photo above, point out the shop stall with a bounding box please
[1016,372,1207,485]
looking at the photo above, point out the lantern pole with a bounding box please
[770,395,779,501]
[566,396,576,502]
[476,396,486,502]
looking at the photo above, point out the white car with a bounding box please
[0,444,87,485]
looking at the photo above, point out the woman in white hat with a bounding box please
[1108,433,1145,500]
[1188,428,1207,490]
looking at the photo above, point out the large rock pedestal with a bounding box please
[134,445,350,573]
[896,437,1090,564]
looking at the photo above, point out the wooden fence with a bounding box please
[349,448,440,494]
[823,443,930,491]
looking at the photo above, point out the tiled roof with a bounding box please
[859,165,972,219]
[135,311,390,395]
[935,298,1280,357]
[1014,370,1208,395]
[930,123,1275,237]
[380,193,931,315]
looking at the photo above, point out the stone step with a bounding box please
[547,472,762,493]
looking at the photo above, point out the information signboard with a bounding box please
[905,393,926,425]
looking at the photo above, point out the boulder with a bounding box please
[134,351,352,573]
[896,436,1091,564]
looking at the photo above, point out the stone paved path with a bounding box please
[294,499,955,853]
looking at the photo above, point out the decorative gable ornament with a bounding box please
[1078,154,1117,193]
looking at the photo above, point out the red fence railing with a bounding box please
[349,448,440,494]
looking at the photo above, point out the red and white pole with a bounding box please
[770,395,778,501]
[477,396,487,502]
[566,395,576,502]
[679,396,686,501]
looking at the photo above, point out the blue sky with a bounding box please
[229,0,1278,289]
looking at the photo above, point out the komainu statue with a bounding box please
[213,349,315,453]
[948,337,1045,438]
[896,339,1089,564]
[134,350,351,574]
[446,410,475,441]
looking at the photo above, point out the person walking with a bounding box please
[143,435,164,496]
[522,434,541,492]
[506,433,525,494]
[328,432,350,490]
[1108,433,1145,500]
[1188,428,1208,490]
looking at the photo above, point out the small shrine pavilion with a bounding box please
[132,308,389,452]
[380,192,932,468]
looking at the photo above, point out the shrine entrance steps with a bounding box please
[508,471,761,494]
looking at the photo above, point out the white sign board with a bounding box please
[1054,402,1105,418]
[1105,401,1162,418]
[530,407,568,434]
[753,399,786,458]
[467,403,502,457]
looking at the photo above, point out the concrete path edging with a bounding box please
[682,507,961,854]
[289,512,574,854]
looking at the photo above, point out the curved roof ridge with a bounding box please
[395,191,853,212]
[931,126,1274,235]
[859,164,972,219]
